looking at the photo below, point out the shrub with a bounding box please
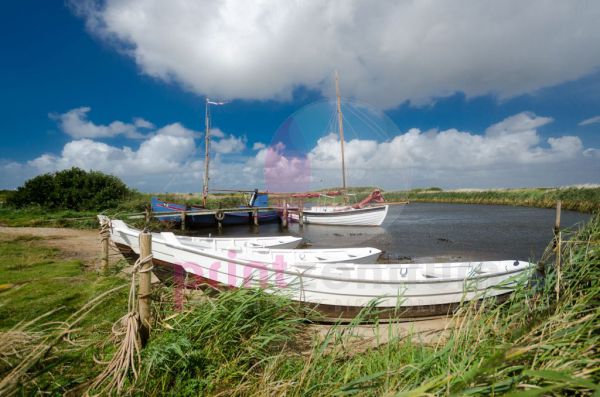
[6,167,133,211]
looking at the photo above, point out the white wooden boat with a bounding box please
[101,217,533,318]
[102,217,381,264]
[289,204,388,226]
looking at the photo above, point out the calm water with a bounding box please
[189,203,590,263]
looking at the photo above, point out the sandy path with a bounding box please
[0,226,103,268]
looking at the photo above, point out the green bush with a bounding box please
[6,167,134,211]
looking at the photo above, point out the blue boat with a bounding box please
[151,190,279,228]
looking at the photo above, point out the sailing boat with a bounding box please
[151,98,279,227]
[288,72,389,226]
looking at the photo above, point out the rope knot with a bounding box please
[132,254,154,274]
[99,221,111,242]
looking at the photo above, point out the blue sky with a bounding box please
[1,0,599,192]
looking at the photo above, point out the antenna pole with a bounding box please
[202,98,210,207]
[335,70,348,203]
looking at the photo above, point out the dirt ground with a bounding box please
[0,226,452,347]
[0,226,102,267]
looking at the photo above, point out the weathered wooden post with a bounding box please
[144,206,151,224]
[554,200,562,299]
[101,228,109,273]
[180,211,187,231]
[298,208,304,227]
[252,208,259,226]
[138,232,153,345]
[281,200,288,228]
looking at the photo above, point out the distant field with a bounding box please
[385,186,600,213]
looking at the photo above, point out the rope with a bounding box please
[99,221,110,244]
[129,255,154,308]
[87,252,153,395]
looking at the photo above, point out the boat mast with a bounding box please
[335,70,348,204]
[202,97,210,207]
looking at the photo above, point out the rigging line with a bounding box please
[348,103,390,138]
[342,105,362,142]
[345,104,390,140]
[343,103,389,140]
[341,105,372,142]
[323,100,338,137]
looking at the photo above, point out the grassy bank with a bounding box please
[386,186,600,213]
[0,233,128,393]
[1,216,598,395]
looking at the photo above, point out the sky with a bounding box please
[1,0,599,193]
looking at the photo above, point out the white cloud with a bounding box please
[0,110,254,191]
[252,142,266,150]
[50,107,154,139]
[260,112,600,190]
[308,112,578,173]
[134,117,155,129]
[211,134,246,154]
[210,128,225,138]
[579,116,600,126]
[583,148,600,158]
[28,123,198,178]
[72,0,600,108]
[2,112,599,191]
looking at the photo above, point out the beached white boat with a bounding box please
[102,217,533,318]
[102,217,381,265]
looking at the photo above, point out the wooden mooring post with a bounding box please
[554,200,562,299]
[281,200,288,228]
[99,220,110,273]
[298,208,304,227]
[138,232,153,345]
[252,208,259,226]
[180,211,187,231]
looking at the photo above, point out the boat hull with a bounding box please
[109,242,531,319]
[113,242,514,320]
[290,205,389,226]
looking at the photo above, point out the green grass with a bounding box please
[134,289,308,396]
[0,207,100,228]
[0,234,128,393]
